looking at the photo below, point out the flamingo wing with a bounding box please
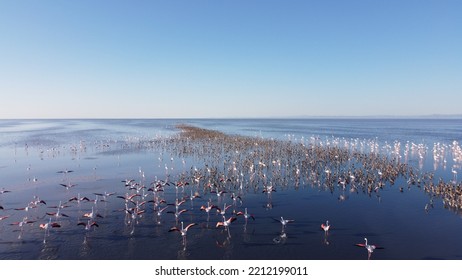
[184,223,197,231]
[168,227,180,232]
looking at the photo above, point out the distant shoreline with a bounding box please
[0,115,462,120]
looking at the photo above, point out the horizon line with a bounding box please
[1,114,461,120]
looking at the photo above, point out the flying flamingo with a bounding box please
[69,193,90,204]
[167,208,188,220]
[217,203,233,217]
[188,189,201,208]
[31,196,46,206]
[78,220,99,231]
[10,216,35,227]
[236,208,255,221]
[83,207,103,219]
[154,205,169,224]
[274,216,294,228]
[57,169,74,174]
[200,201,219,215]
[39,218,61,243]
[355,238,384,260]
[216,216,237,238]
[169,221,197,245]
[0,189,11,194]
[46,201,70,219]
[167,198,187,212]
[93,191,116,201]
[321,220,330,234]
[59,183,78,190]
[10,216,36,239]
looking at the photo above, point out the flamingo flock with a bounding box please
[0,123,459,260]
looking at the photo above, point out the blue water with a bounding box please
[0,118,461,260]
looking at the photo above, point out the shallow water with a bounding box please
[0,119,461,260]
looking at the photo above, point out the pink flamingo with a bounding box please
[321,220,330,234]
[169,221,197,245]
[355,238,384,260]
[236,208,255,221]
[78,220,99,231]
[39,218,61,243]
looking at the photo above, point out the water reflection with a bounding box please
[273,228,288,245]
[39,241,59,260]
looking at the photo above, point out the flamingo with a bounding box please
[77,220,99,231]
[210,189,227,198]
[355,238,384,260]
[30,196,46,206]
[117,193,140,203]
[10,217,36,227]
[321,220,330,234]
[39,218,61,243]
[231,193,242,205]
[57,169,74,174]
[262,185,276,193]
[93,191,116,201]
[121,179,135,187]
[69,193,90,203]
[47,201,69,209]
[236,208,255,221]
[167,198,187,212]
[216,216,237,228]
[169,221,196,236]
[200,201,219,214]
[275,216,294,227]
[0,189,11,194]
[325,169,331,177]
[39,218,61,230]
[167,208,188,220]
[59,183,77,190]
[10,216,36,239]
[46,210,69,218]
[169,221,196,245]
[83,207,103,219]
[217,203,233,216]
[156,205,170,217]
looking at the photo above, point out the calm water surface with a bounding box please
[0,119,461,260]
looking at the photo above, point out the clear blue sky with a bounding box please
[0,0,461,118]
